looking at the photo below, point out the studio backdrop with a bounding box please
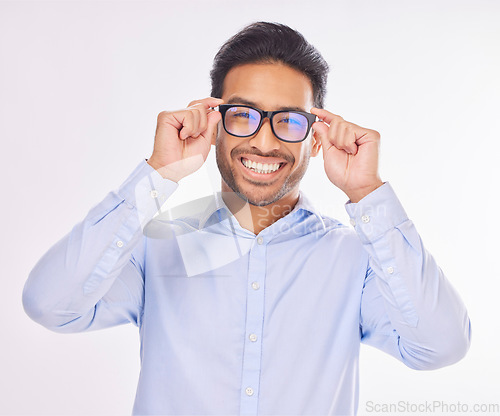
[0,1,498,415]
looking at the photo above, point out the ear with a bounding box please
[310,129,322,157]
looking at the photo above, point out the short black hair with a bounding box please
[210,22,329,108]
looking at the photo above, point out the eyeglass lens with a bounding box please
[224,106,309,142]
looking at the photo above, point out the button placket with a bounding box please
[240,236,266,413]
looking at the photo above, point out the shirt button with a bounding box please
[256,236,264,245]
[150,190,159,198]
[251,282,260,290]
[245,387,254,396]
[350,218,356,227]
[116,240,124,248]
[387,266,394,274]
[361,215,370,223]
[249,334,258,342]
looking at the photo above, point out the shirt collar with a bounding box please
[198,190,326,232]
[195,192,226,230]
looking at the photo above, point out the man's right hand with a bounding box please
[147,97,224,182]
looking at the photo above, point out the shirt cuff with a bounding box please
[344,182,408,245]
[117,159,179,227]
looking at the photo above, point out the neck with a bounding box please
[220,183,299,235]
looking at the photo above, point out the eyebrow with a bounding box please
[226,96,307,113]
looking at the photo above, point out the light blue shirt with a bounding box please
[23,160,471,415]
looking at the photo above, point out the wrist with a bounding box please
[345,180,384,203]
[146,158,181,183]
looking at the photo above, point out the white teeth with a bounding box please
[242,158,281,174]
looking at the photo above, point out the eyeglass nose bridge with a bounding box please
[260,110,274,120]
[247,111,282,147]
[254,110,276,134]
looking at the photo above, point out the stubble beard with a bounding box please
[215,135,311,207]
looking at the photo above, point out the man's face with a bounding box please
[214,62,320,207]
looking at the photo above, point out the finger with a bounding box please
[313,108,364,155]
[204,110,222,145]
[313,121,345,160]
[312,121,332,152]
[315,119,356,156]
[188,97,225,109]
[178,110,195,140]
[189,107,201,138]
[314,107,370,137]
[177,99,222,140]
[198,107,209,137]
[310,107,343,125]
[189,103,208,138]
[338,124,358,155]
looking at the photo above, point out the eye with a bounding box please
[233,112,252,119]
[277,115,302,126]
[228,108,258,121]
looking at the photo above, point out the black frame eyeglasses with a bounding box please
[218,104,317,143]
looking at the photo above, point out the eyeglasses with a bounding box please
[218,104,317,143]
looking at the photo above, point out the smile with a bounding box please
[241,157,285,174]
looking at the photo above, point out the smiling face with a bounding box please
[214,62,321,207]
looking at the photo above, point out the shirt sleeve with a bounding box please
[22,160,178,333]
[346,182,471,370]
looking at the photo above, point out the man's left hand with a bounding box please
[311,107,384,203]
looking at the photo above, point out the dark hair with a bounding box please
[210,22,329,108]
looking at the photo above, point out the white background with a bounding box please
[1,0,499,415]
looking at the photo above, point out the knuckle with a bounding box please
[189,109,199,120]
[328,130,339,142]
[341,121,351,131]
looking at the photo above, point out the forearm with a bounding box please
[351,183,471,369]
[22,160,178,330]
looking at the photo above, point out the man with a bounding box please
[23,22,471,415]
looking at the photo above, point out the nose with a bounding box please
[248,118,281,153]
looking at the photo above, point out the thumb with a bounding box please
[313,120,347,163]
[206,110,222,145]
[312,121,331,154]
